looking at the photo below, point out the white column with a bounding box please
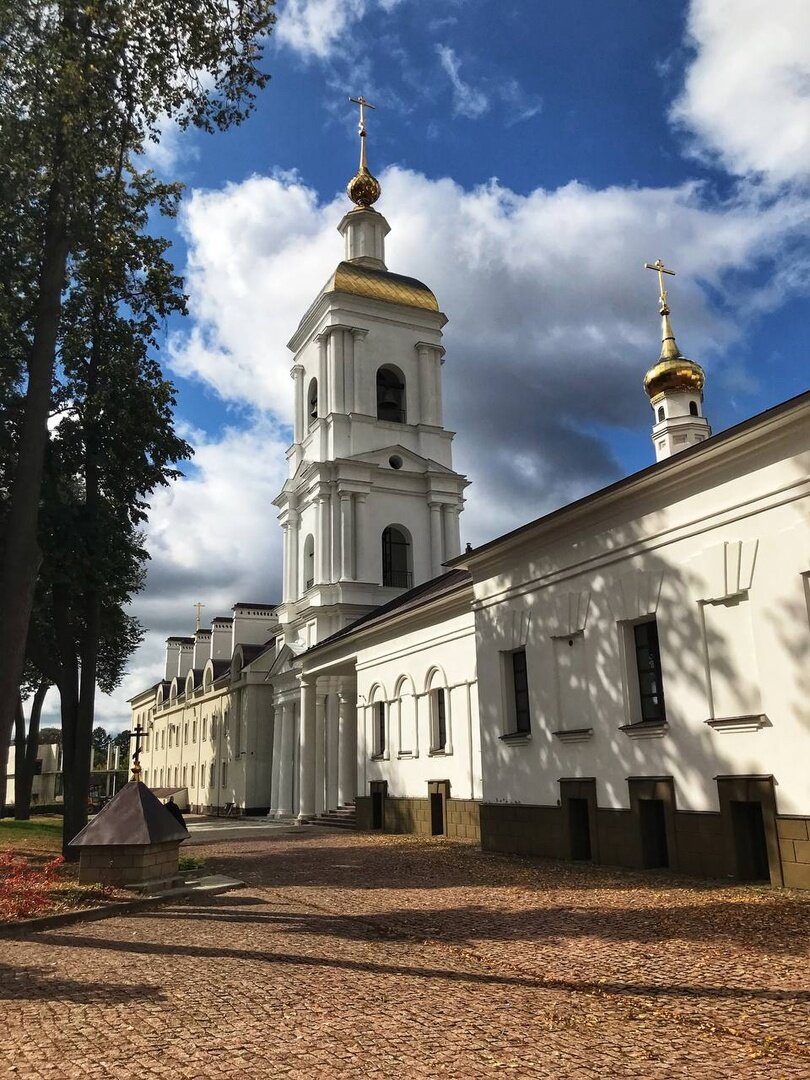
[315,691,327,816]
[276,701,295,817]
[443,505,461,562]
[268,705,282,816]
[344,331,355,417]
[354,492,369,583]
[288,509,300,602]
[351,329,368,414]
[434,351,444,428]
[316,494,330,584]
[337,690,357,806]
[298,678,316,819]
[340,493,354,581]
[317,333,328,416]
[429,502,444,578]
[292,364,304,443]
[326,696,339,811]
[330,489,342,583]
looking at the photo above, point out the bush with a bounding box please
[178,854,206,872]
[0,850,65,920]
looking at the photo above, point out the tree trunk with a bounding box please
[15,684,49,820]
[52,583,85,859]
[0,178,68,814]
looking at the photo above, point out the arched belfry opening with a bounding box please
[377,365,406,424]
[307,378,318,427]
[382,525,412,589]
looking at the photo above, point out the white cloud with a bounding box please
[169,165,810,550]
[673,0,810,185]
[72,417,290,734]
[436,45,489,119]
[276,0,401,60]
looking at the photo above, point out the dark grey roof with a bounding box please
[166,636,194,644]
[212,616,233,624]
[308,568,472,654]
[233,602,277,610]
[69,781,188,847]
[209,659,231,680]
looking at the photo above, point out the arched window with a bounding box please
[426,668,450,753]
[307,377,318,427]
[657,406,665,422]
[303,534,315,590]
[689,400,699,416]
[382,526,412,589]
[376,366,406,424]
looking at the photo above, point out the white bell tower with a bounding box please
[275,98,468,646]
[643,259,711,462]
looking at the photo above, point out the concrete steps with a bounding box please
[311,803,357,830]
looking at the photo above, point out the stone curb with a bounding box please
[0,878,246,938]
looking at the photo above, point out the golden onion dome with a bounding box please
[643,306,704,400]
[347,164,381,209]
[644,356,705,400]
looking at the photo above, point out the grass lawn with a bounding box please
[0,815,63,855]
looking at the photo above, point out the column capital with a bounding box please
[350,327,369,339]
[290,363,305,378]
[415,341,446,359]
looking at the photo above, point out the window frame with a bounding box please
[430,687,448,753]
[505,647,531,736]
[625,616,667,725]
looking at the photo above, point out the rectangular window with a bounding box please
[184,723,188,745]
[431,689,447,751]
[375,701,386,755]
[190,764,195,788]
[161,730,165,750]
[192,720,197,744]
[174,766,179,788]
[159,768,164,787]
[209,762,215,788]
[511,648,531,733]
[168,727,172,749]
[221,762,228,789]
[202,717,207,741]
[182,765,187,786]
[633,619,666,722]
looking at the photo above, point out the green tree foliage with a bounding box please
[0,0,276,822]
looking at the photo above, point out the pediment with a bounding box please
[265,641,305,680]
[346,445,452,473]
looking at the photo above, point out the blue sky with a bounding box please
[79,0,810,731]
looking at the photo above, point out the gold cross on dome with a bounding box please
[645,258,676,309]
[349,95,376,137]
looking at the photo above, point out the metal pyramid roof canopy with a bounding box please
[69,780,188,847]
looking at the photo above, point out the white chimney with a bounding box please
[231,604,278,650]
[176,639,194,679]
[193,628,212,669]
[211,618,232,660]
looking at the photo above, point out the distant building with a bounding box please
[4,737,62,807]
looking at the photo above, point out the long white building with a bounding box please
[131,121,810,889]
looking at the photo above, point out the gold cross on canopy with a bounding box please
[193,601,205,630]
[645,258,676,310]
[349,95,375,137]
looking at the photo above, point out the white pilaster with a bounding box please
[329,330,345,415]
[416,343,434,426]
[292,363,305,443]
[316,333,328,416]
[316,494,330,584]
[350,329,368,413]
[443,505,461,562]
[288,509,300,603]
[330,489,342,583]
[429,502,444,578]
[355,493,369,583]
[281,524,291,605]
[340,493,354,581]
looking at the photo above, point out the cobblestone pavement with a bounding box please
[1,830,808,1079]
